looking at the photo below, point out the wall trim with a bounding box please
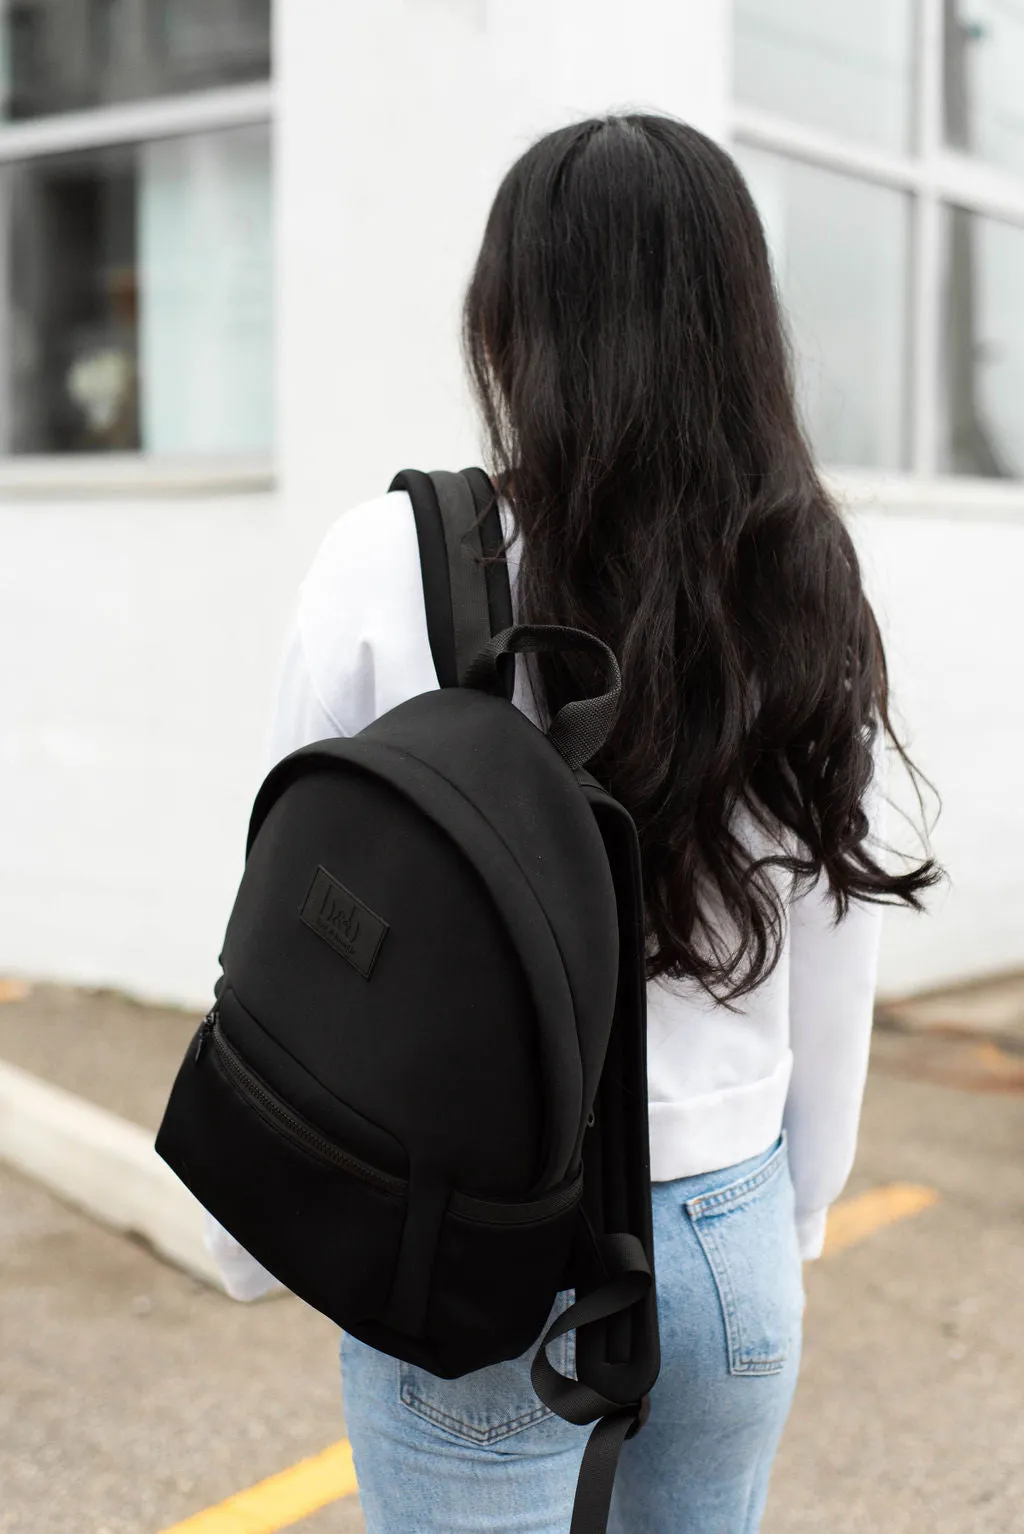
[0,81,274,162]
[827,469,1024,522]
[0,454,275,501]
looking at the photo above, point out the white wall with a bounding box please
[850,495,1024,996]
[276,0,731,583]
[273,0,1024,999]
[1,0,1021,1008]
[0,0,731,1008]
[0,491,286,1006]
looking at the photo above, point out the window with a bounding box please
[940,208,1024,476]
[944,0,1024,177]
[732,0,1024,479]
[0,0,272,461]
[734,0,916,154]
[734,147,911,469]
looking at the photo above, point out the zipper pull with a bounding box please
[194,1009,217,1063]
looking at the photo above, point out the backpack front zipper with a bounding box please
[192,1007,580,1225]
[194,1007,406,1197]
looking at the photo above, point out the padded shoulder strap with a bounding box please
[532,785,660,1534]
[389,467,512,694]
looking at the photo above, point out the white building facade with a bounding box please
[0,0,1021,1007]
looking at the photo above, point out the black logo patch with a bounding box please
[300,866,388,979]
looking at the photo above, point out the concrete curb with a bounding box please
[0,1056,227,1291]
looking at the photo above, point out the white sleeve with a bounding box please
[784,881,883,1260]
[203,1212,283,1301]
[265,618,349,765]
[203,622,348,1301]
[783,735,889,1261]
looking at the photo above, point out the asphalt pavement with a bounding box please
[2,996,1022,1533]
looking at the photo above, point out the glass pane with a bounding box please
[0,0,271,120]
[734,0,916,154]
[0,123,273,455]
[944,1,1024,177]
[735,146,911,470]
[940,208,1024,477]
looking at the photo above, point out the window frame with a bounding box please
[0,78,274,490]
[728,0,1024,484]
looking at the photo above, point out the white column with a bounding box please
[275,0,731,581]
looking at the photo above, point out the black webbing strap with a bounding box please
[530,1233,653,1534]
[464,624,622,771]
[569,1411,638,1534]
[389,467,512,695]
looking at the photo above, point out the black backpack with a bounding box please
[156,467,660,1533]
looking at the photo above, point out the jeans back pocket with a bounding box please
[398,1288,576,1445]
[685,1136,803,1377]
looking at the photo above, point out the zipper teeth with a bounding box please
[208,1019,406,1197]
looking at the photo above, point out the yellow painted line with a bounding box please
[972,1041,1024,1078]
[823,1182,939,1256]
[156,1439,357,1534]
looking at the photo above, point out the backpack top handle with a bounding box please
[465,624,623,772]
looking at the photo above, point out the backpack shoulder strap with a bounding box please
[389,467,513,693]
[532,784,660,1534]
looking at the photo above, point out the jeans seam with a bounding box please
[394,1301,573,1446]
[691,1216,743,1373]
[689,1216,790,1375]
[397,1378,552,1443]
[684,1132,788,1220]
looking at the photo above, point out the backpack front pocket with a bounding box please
[156,1014,408,1327]
[199,1016,404,1196]
[419,1174,583,1378]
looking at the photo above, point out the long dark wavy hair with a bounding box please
[464,114,939,999]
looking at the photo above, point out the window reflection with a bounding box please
[734,0,915,153]
[0,0,271,121]
[1,124,273,455]
[941,209,1024,477]
[944,0,1024,177]
[735,145,910,470]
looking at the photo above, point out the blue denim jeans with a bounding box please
[341,1135,803,1533]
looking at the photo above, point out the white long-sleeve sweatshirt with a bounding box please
[205,488,884,1297]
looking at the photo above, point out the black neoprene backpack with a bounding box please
[156,467,660,1533]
